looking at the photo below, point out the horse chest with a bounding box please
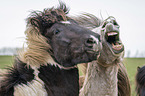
[13,65,79,96]
[38,65,79,96]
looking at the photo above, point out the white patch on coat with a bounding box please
[92,26,102,35]
[14,68,47,96]
[47,56,77,70]
[60,21,71,24]
[90,35,102,52]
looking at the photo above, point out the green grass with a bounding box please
[0,56,145,96]
[0,56,14,69]
[124,58,145,96]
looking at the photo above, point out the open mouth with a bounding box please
[105,31,124,53]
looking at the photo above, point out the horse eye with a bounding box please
[102,22,107,28]
[113,20,118,25]
[54,29,60,35]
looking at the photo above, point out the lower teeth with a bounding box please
[112,43,122,50]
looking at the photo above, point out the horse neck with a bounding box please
[80,60,119,96]
[38,64,79,96]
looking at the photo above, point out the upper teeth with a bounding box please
[107,32,118,36]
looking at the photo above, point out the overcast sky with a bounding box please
[0,0,145,57]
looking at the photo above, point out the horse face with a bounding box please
[45,21,101,67]
[101,17,124,54]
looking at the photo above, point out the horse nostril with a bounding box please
[86,38,96,44]
[85,38,96,48]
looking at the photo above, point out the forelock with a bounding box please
[26,3,70,34]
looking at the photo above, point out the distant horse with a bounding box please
[74,14,131,96]
[0,3,101,96]
[136,66,145,96]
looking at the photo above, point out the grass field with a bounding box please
[0,56,14,69]
[123,58,145,96]
[0,56,145,96]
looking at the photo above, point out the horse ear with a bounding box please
[30,18,41,29]
[137,66,140,71]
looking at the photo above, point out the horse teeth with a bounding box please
[107,32,118,36]
[112,44,122,50]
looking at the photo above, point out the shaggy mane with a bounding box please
[19,2,70,67]
[73,13,102,30]
[118,62,131,96]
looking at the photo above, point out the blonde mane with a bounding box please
[19,25,54,68]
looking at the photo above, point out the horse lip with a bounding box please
[106,40,124,54]
[86,50,100,56]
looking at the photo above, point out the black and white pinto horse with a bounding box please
[0,3,101,96]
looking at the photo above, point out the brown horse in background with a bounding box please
[136,66,145,96]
